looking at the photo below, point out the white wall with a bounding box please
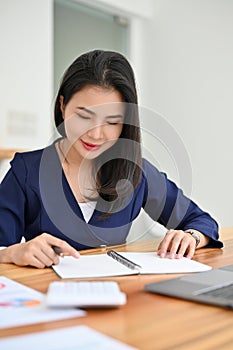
[137,0,233,228]
[0,0,53,178]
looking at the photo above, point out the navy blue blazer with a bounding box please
[0,142,223,250]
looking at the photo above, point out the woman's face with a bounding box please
[60,85,124,161]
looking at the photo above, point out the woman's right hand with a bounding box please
[0,233,80,268]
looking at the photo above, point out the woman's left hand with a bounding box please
[157,229,197,259]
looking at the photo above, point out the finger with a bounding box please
[169,230,195,259]
[16,254,46,269]
[175,233,196,259]
[38,253,57,267]
[168,233,184,259]
[158,229,176,258]
[30,240,61,266]
[26,255,49,269]
[45,236,80,259]
[52,256,60,265]
[32,247,59,268]
[56,242,80,258]
[45,248,60,265]
[175,235,192,259]
[185,240,196,259]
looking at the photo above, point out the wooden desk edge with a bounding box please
[0,148,25,160]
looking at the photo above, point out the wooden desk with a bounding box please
[0,148,24,160]
[0,228,233,350]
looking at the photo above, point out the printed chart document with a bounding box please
[52,252,212,279]
[0,325,138,350]
[0,276,85,329]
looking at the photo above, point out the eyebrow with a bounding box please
[77,107,124,119]
[78,107,96,115]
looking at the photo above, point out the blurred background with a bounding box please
[0,0,232,240]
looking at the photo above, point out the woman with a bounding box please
[0,50,223,268]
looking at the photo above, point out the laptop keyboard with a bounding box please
[200,283,233,300]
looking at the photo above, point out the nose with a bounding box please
[87,124,104,140]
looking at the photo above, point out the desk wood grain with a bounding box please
[0,228,233,350]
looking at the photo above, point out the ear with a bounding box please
[59,95,65,116]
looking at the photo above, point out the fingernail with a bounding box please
[74,252,80,258]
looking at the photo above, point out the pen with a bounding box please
[107,250,142,271]
[52,245,63,256]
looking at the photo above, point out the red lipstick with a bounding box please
[81,140,101,151]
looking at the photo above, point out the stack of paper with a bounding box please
[0,325,138,350]
[0,276,85,329]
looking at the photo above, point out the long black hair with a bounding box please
[54,50,142,215]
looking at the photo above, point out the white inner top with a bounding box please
[79,201,97,223]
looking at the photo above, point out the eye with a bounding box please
[107,121,119,125]
[76,113,90,120]
[106,118,123,125]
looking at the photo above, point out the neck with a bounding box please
[56,138,97,201]
[57,138,92,169]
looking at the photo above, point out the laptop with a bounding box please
[145,264,233,309]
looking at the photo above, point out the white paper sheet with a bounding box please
[52,252,212,279]
[0,276,85,329]
[0,325,138,350]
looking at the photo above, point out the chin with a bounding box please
[84,150,104,160]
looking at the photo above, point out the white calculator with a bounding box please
[46,281,126,308]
